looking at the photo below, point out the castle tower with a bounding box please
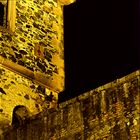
[0,0,75,134]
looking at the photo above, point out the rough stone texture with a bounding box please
[0,0,76,137]
[0,0,65,90]
[1,70,139,140]
[0,0,77,137]
[0,65,58,134]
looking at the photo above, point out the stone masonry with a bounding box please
[0,0,76,136]
[1,69,139,140]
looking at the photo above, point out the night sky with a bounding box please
[58,0,140,103]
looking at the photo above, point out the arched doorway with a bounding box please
[12,105,30,127]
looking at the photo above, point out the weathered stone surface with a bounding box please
[0,0,66,91]
[0,0,75,133]
[1,70,139,140]
[0,66,58,135]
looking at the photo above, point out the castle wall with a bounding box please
[0,0,76,135]
[0,0,65,92]
[0,65,58,134]
[2,70,139,140]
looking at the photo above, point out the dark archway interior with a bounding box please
[59,0,140,103]
[12,105,29,127]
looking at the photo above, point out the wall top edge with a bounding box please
[59,69,140,107]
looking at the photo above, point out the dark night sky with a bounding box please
[58,0,140,103]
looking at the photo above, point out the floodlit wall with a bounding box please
[2,70,139,140]
[0,0,66,91]
[0,0,75,135]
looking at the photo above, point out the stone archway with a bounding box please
[12,105,30,128]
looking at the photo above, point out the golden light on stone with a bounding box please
[0,0,139,139]
[0,0,77,134]
[59,0,76,5]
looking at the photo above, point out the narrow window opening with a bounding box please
[0,2,4,26]
[0,0,16,32]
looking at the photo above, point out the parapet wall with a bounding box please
[2,69,139,140]
[57,69,140,139]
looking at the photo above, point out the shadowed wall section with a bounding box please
[1,70,139,140]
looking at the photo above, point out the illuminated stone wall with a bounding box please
[0,66,57,126]
[2,70,139,140]
[0,0,75,136]
[0,0,69,91]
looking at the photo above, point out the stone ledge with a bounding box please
[0,55,63,93]
[0,26,14,35]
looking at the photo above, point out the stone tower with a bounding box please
[0,0,75,135]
